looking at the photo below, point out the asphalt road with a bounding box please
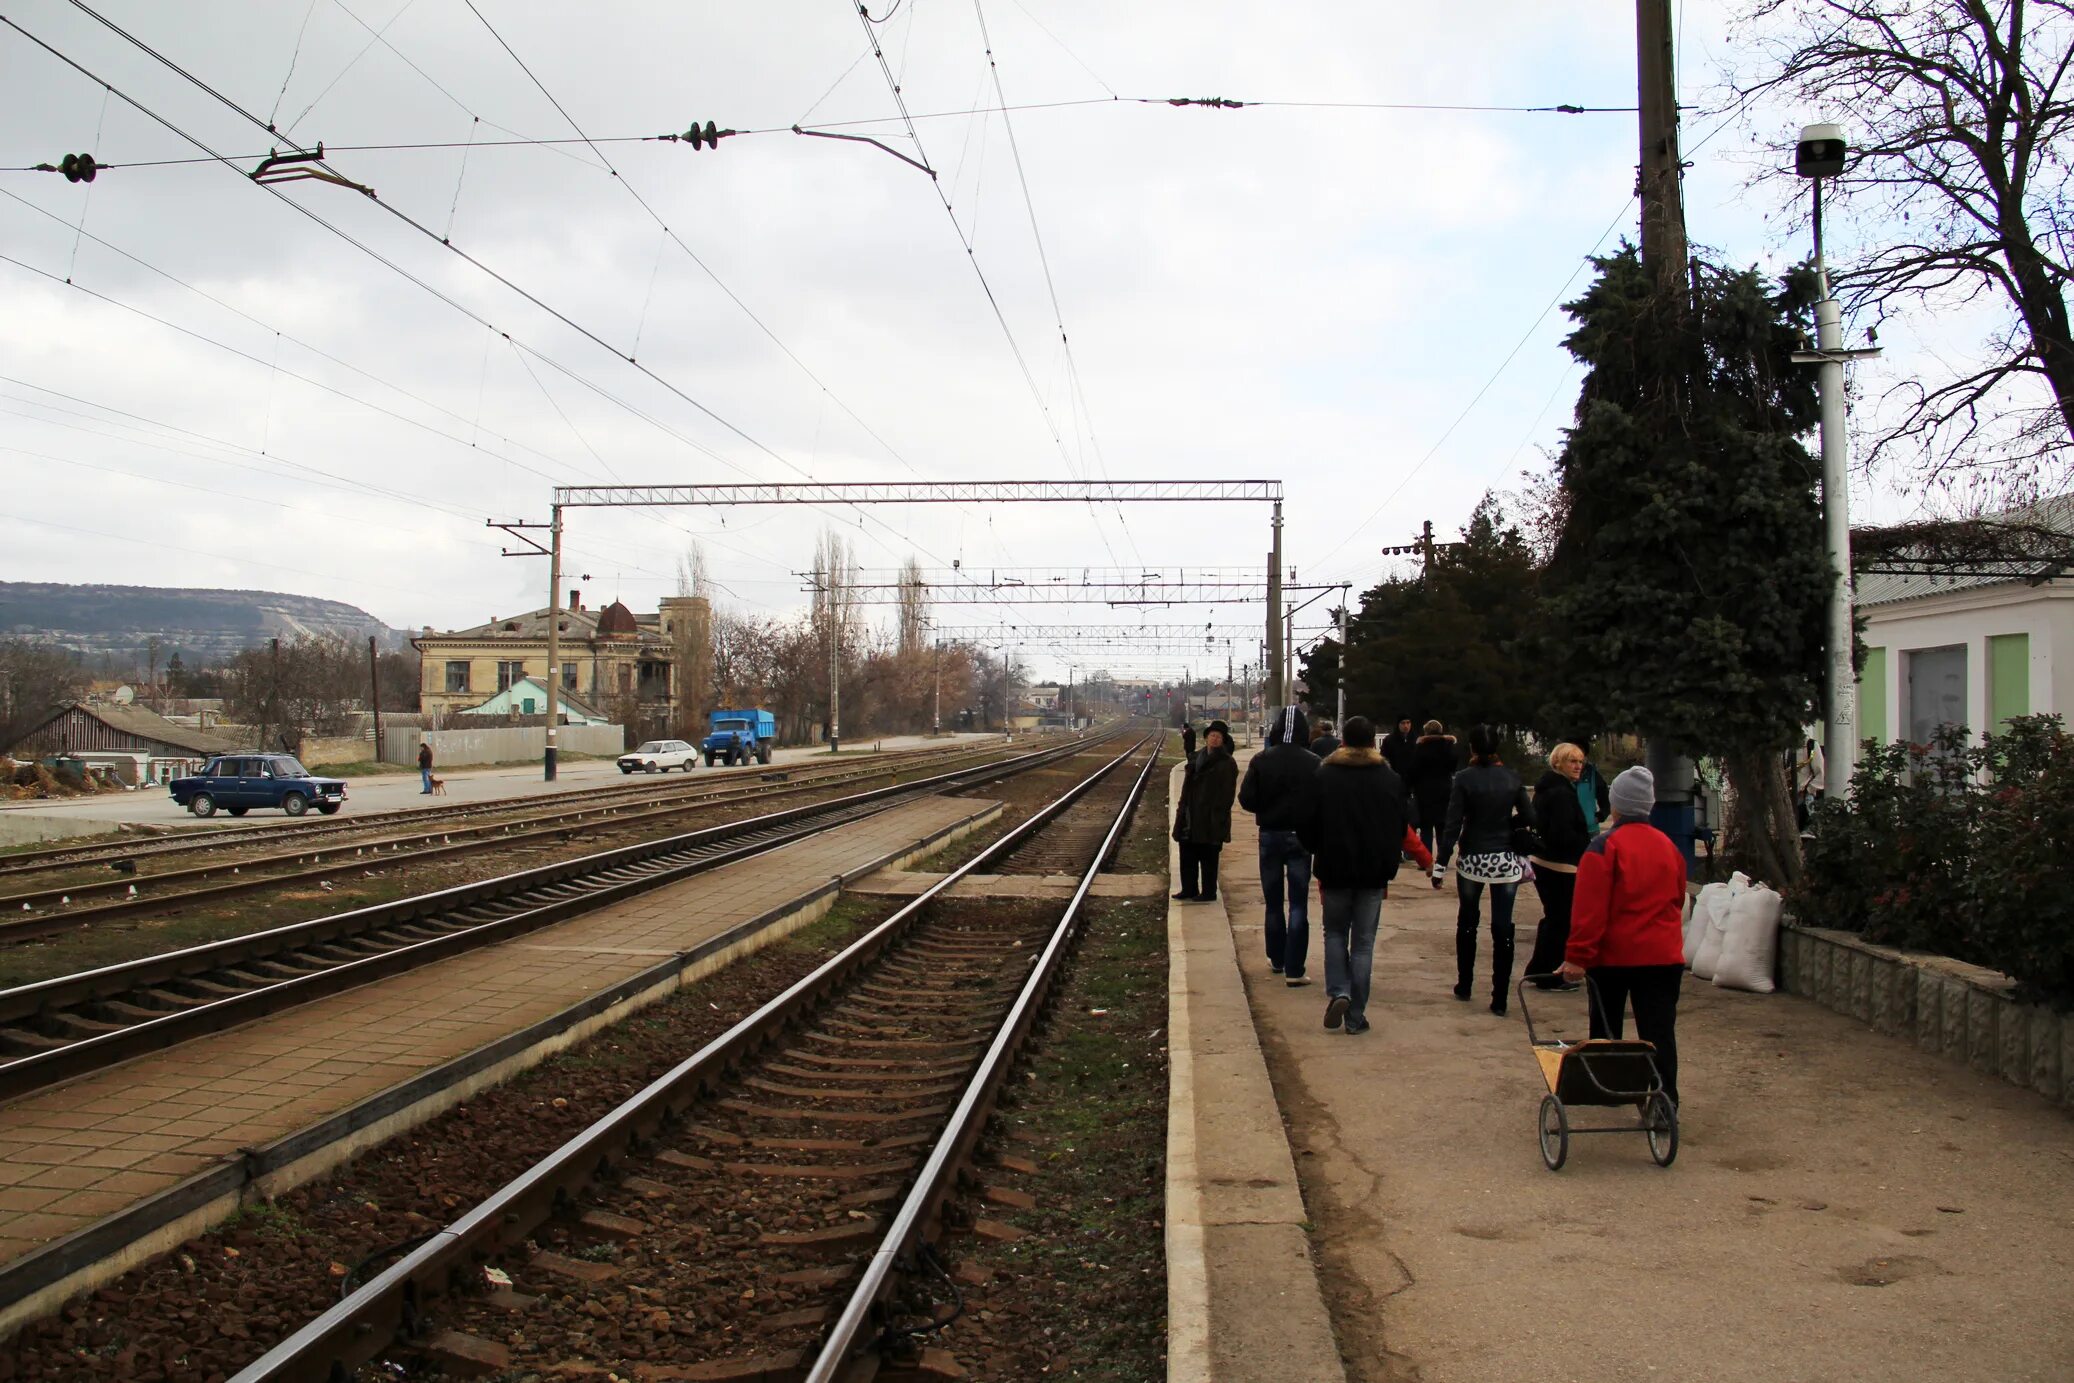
[0,731,1004,844]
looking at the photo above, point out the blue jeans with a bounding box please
[420,767,433,793]
[1455,876,1518,1000]
[1258,829,1311,977]
[1322,887,1385,1030]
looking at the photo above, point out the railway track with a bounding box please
[0,738,1038,939]
[0,737,1012,884]
[229,732,1159,1383]
[0,731,1125,1103]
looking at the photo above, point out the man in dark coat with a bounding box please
[1406,720,1459,856]
[417,740,435,795]
[1308,718,1341,759]
[1173,720,1238,902]
[1380,717,1417,779]
[1298,716,1437,1034]
[1239,706,1320,983]
[1180,723,1197,762]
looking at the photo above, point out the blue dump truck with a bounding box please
[703,709,776,766]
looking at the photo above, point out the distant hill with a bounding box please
[0,583,406,661]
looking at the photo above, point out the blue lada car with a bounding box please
[169,754,348,818]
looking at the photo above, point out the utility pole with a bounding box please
[932,638,941,736]
[367,635,384,762]
[1637,0,1698,866]
[1336,601,1348,732]
[828,618,841,753]
[544,505,563,780]
[1637,0,1687,297]
[1792,124,1879,800]
[266,637,280,752]
[1284,608,1295,709]
[1266,500,1284,709]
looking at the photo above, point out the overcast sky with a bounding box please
[1,2,1940,680]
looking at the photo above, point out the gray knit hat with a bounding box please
[1609,765,1656,821]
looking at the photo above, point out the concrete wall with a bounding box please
[298,735,373,767]
[379,724,626,767]
[1780,921,2072,1110]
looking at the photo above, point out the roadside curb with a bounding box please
[1165,760,1347,1383]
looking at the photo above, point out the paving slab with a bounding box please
[0,794,995,1270]
[1218,778,2074,1383]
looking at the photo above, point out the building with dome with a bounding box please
[411,588,709,739]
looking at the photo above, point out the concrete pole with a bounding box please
[1336,599,1347,732]
[367,635,384,762]
[1636,0,1687,295]
[1285,609,1295,710]
[543,504,562,781]
[932,639,941,735]
[828,616,841,754]
[1814,179,1856,799]
[1266,501,1284,709]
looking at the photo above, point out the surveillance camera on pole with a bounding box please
[1789,122,1880,805]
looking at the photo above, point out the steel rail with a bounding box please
[0,737,1009,880]
[0,732,1122,1101]
[226,732,1156,1383]
[807,732,1159,1380]
[0,739,1030,936]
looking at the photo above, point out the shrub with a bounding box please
[1795,716,2074,1005]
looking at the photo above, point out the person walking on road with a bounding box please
[1308,718,1341,759]
[1380,716,1417,781]
[1298,716,1437,1035]
[1559,765,1688,1108]
[417,740,435,795]
[1240,706,1321,983]
[1523,742,1593,990]
[1173,720,1239,903]
[1407,720,1458,856]
[1436,725,1536,1016]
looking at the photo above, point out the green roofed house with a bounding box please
[457,677,611,726]
[1852,495,2073,750]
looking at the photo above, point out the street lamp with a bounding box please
[1791,121,1882,802]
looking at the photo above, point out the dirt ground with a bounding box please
[1218,804,2074,1383]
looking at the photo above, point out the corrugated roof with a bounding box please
[1856,493,2073,608]
[59,701,240,754]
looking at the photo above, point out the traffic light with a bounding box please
[59,153,98,183]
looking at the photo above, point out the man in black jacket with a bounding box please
[1238,706,1320,984]
[1297,716,1439,1034]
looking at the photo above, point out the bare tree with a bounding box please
[1729,0,2074,494]
[896,556,929,657]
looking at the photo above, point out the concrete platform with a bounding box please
[848,868,1166,900]
[1164,758,1347,1383]
[0,794,999,1333]
[1215,766,2074,1382]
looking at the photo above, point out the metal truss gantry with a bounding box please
[553,480,1282,506]
[805,578,1344,606]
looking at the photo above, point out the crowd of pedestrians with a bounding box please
[1174,709,1690,1110]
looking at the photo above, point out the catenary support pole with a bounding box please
[1267,501,1284,709]
[543,505,562,781]
[1336,602,1347,731]
[367,635,383,762]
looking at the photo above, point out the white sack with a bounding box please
[1712,884,1784,993]
[1686,883,1725,963]
[1689,871,1747,980]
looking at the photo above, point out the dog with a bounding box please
[427,774,448,796]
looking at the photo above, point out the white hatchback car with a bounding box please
[617,739,698,773]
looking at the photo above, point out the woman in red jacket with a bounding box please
[1558,765,1687,1108]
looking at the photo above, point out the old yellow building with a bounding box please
[413,591,709,738]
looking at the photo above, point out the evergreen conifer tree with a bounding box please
[1541,245,1831,881]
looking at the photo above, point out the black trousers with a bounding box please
[1587,964,1684,1105]
[1178,843,1221,898]
[1524,868,1576,985]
